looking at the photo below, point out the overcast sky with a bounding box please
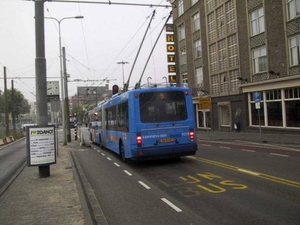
[0,0,173,103]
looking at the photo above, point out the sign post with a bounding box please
[254,92,262,139]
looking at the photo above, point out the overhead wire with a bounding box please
[43,1,172,95]
[95,2,171,89]
[76,3,92,81]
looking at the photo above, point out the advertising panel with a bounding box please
[26,125,56,166]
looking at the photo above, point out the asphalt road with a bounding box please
[0,139,26,191]
[74,129,300,225]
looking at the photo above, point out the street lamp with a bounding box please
[117,61,129,89]
[45,15,84,145]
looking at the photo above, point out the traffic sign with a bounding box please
[254,92,261,103]
[199,97,211,109]
[255,102,261,109]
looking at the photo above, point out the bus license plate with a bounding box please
[160,138,174,143]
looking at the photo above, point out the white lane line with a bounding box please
[107,157,112,161]
[241,149,255,152]
[220,146,230,149]
[97,150,101,153]
[161,198,182,212]
[270,153,289,157]
[101,153,105,156]
[124,170,132,176]
[202,144,211,147]
[238,168,260,176]
[114,163,120,167]
[138,181,151,190]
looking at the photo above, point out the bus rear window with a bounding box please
[139,91,187,123]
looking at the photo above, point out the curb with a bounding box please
[71,151,109,225]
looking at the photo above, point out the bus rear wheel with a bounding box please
[99,135,104,149]
[120,142,127,162]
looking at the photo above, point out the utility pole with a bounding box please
[35,0,50,177]
[62,47,71,142]
[11,80,16,137]
[117,61,129,90]
[3,66,9,137]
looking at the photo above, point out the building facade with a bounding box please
[171,0,300,133]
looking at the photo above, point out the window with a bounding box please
[287,0,300,20]
[191,0,199,5]
[250,102,265,126]
[194,39,202,59]
[289,36,300,66]
[106,106,117,130]
[178,23,185,40]
[249,88,300,128]
[285,88,300,127]
[250,7,265,36]
[252,47,267,73]
[226,0,236,33]
[195,67,203,87]
[182,73,188,84]
[117,102,129,132]
[192,12,200,32]
[178,0,184,16]
[139,91,187,123]
[209,43,218,72]
[180,47,187,65]
[197,111,211,128]
[218,39,227,70]
[216,5,225,38]
[229,69,239,92]
[211,74,219,94]
[220,72,229,93]
[228,34,238,67]
[207,12,216,42]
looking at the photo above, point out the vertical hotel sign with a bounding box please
[26,125,56,166]
[166,24,176,83]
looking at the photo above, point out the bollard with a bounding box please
[80,133,85,146]
[74,125,78,141]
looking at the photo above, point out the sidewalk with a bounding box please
[197,129,300,146]
[0,137,87,225]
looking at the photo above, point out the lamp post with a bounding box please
[45,15,84,145]
[117,61,129,89]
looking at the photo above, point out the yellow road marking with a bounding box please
[193,157,300,189]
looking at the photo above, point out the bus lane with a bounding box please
[129,152,300,225]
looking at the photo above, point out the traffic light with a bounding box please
[112,85,119,95]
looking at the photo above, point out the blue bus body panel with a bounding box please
[89,85,198,161]
[126,122,197,160]
[129,143,197,160]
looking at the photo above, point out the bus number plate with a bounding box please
[160,138,174,143]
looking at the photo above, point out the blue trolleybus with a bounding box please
[88,83,198,161]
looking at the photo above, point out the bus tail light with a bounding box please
[136,133,142,147]
[189,129,195,142]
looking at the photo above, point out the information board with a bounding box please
[26,125,56,166]
[199,97,212,109]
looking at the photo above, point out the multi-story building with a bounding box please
[170,0,300,133]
